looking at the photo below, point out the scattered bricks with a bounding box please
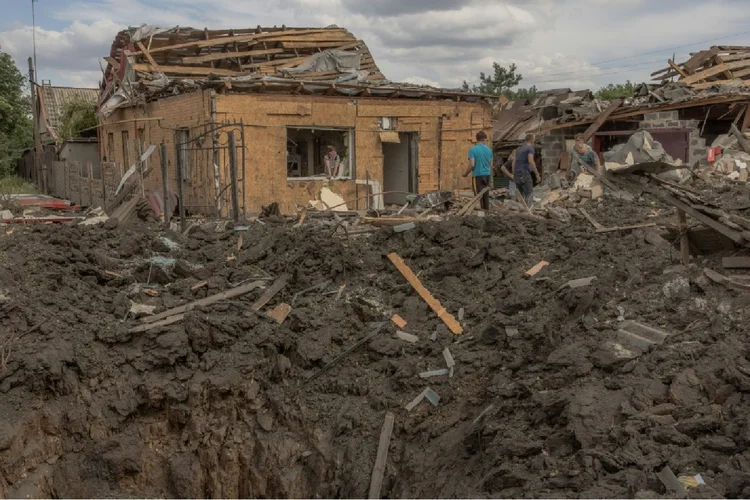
[391,314,407,329]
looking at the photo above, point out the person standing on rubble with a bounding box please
[463,130,494,211]
[497,148,517,198]
[571,134,603,176]
[514,133,541,207]
[325,145,341,178]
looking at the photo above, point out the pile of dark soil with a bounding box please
[1,200,749,498]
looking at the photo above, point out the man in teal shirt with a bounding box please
[462,131,493,210]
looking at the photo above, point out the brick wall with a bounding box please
[641,111,707,166]
[539,125,588,174]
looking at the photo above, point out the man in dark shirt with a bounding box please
[514,133,541,207]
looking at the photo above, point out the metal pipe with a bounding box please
[160,142,170,229]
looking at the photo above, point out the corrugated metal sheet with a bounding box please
[40,86,99,138]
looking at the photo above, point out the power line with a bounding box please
[520,54,689,83]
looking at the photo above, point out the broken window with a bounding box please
[176,128,190,179]
[286,128,354,180]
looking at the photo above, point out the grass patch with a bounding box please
[0,176,38,194]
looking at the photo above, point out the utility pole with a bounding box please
[28,57,45,193]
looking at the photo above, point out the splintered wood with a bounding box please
[387,253,463,335]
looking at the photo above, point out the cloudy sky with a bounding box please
[1,0,750,91]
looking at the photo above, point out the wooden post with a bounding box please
[678,209,690,265]
[161,142,170,229]
[368,412,395,499]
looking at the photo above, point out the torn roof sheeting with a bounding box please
[98,24,494,114]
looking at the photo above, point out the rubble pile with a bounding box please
[1,186,750,497]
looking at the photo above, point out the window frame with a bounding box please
[285,126,355,181]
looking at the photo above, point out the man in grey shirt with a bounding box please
[570,134,602,179]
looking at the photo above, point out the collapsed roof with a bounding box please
[651,45,750,89]
[493,47,750,144]
[99,25,490,116]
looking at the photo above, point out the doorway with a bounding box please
[382,133,418,205]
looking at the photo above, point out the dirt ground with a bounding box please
[1,191,750,498]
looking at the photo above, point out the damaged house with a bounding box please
[493,46,750,181]
[97,25,492,216]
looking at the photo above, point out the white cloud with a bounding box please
[1,0,749,92]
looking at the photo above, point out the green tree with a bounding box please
[0,52,33,176]
[462,62,538,101]
[58,96,98,143]
[595,80,635,100]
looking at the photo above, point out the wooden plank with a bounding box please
[251,274,289,311]
[365,217,417,227]
[279,41,353,49]
[715,55,737,79]
[635,181,746,245]
[682,60,750,84]
[181,47,285,64]
[678,210,690,265]
[139,280,265,325]
[705,268,750,292]
[683,48,719,73]
[524,261,549,277]
[579,208,605,231]
[581,98,624,142]
[741,105,750,133]
[596,222,657,234]
[731,123,750,154]
[387,252,463,335]
[130,29,347,55]
[129,314,185,334]
[457,187,491,216]
[368,412,395,499]
[668,60,689,79]
[723,256,750,269]
[131,63,240,77]
[136,41,161,72]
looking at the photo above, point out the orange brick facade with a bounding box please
[99,90,491,215]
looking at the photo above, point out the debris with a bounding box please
[250,275,289,311]
[405,388,430,411]
[393,222,416,233]
[722,256,750,269]
[159,236,180,251]
[442,348,455,369]
[458,308,465,321]
[657,465,687,498]
[391,314,407,329]
[429,331,438,342]
[424,388,441,406]
[267,303,292,324]
[616,320,674,354]
[292,280,331,305]
[304,322,387,387]
[546,206,572,224]
[191,281,208,291]
[395,331,419,343]
[130,280,265,333]
[556,276,597,295]
[319,187,348,212]
[79,207,110,226]
[457,187,491,216]
[142,289,159,297]
[524,260,549,277]
[104,270,123,279]
[579,185,603,200]
[387,252,463,335]
[419,369,450,378]
[505,326,519,338]
[406,387,440,411]
[365,217,418,227]
[368,412,395,500]
[257,413,274,432]
[129,302,156,317]
[677,474,705,490]
[704,268,750,292]
[335,283,346,301]
[662,276,691,300]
